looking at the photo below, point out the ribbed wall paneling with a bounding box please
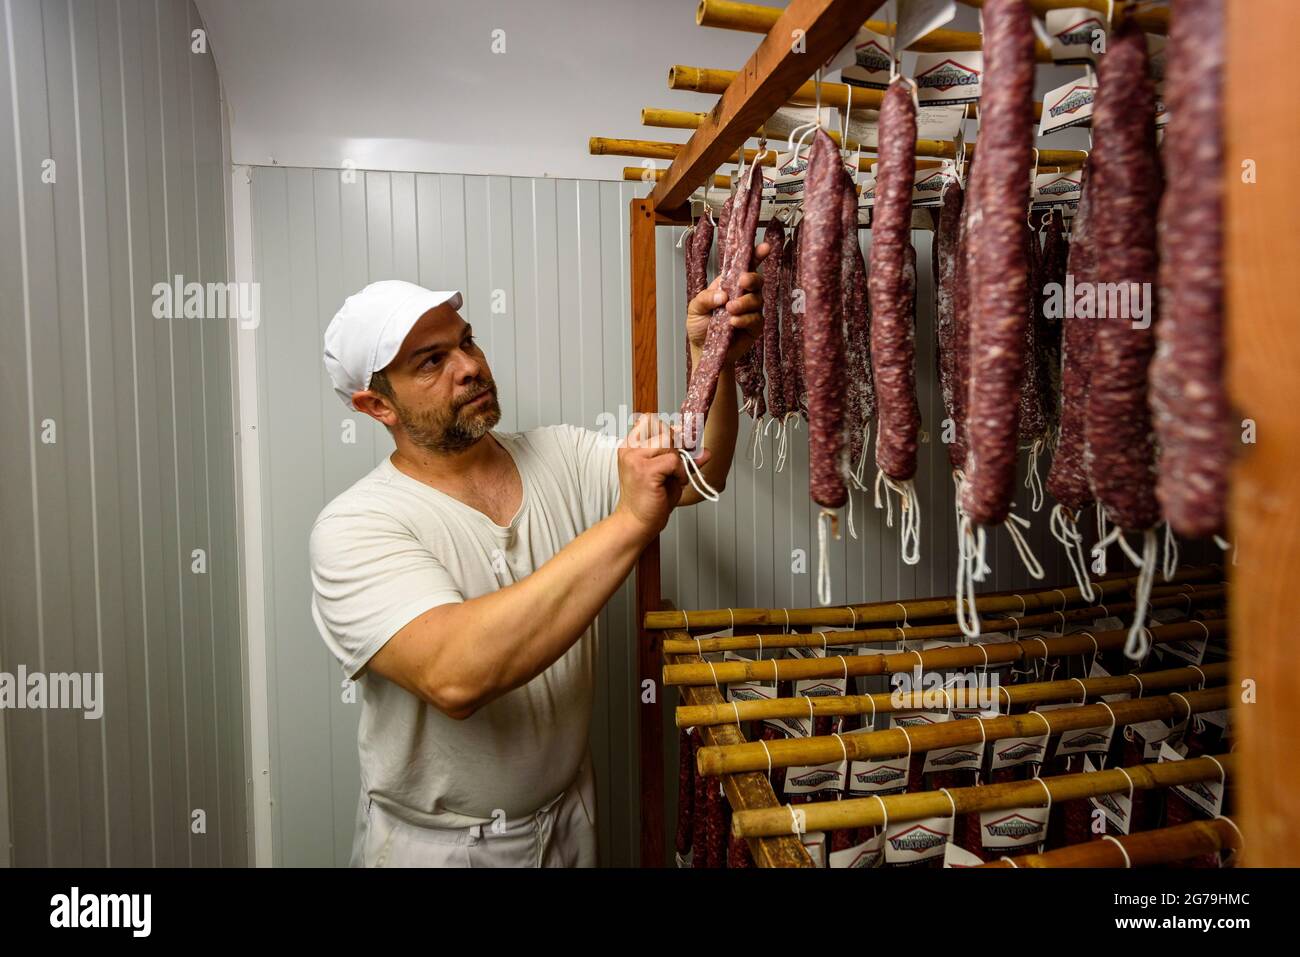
[0,0,244,867]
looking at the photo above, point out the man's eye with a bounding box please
[422,354,443,368]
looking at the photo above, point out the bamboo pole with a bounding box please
[640,106,1088,169]
[697,686,1228,776]
[733,754,1233,838]
[668,65,1048,124]
[978,819,1241,868]
[591,135,947,173]
[649,0,889,216]
[666,616,1224,688]
[662,587,1224,655]
[679,661,1228,729]
[696,0,1055,60]
[660,604,815,867]
[624,166,731,189]
[960,0,1169,36]
[646,564,1222,630]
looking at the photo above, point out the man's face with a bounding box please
[368,304,501,453]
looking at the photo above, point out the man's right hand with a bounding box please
[615,414,710,541]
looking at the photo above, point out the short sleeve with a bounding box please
[309,509,465,678]
[563,424,621,520]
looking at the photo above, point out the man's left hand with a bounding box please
[686,241,771,368]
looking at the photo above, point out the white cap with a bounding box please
[324,280,464,410]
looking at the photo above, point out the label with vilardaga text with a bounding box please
[1045,7,1108,64]
[914,51,982,105]
[1038,75,1097,137]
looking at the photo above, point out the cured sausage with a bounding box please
[1046,163,1098,513]
[675,728,694,858]
[841,169,870,471]
[1083,20,1163,532]
[800,128,849,509]
[1151,0,1227,539]
[762,221,788,419]
[680,164,765,451]
[935,180,965,471]
[960,0,1036,526]
[951,181,976,471]
[1020,218,1047,442]
[868,78,922,482]
[685,213,714,385]
[779,229,803,418]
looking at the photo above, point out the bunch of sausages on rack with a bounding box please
[677,0,1229,656]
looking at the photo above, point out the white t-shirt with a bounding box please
[309,425,621,829]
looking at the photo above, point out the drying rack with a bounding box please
[590,0,1296,867]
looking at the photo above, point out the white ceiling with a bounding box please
[196,0,767,181]
[196,0,1090,182]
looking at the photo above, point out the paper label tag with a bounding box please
[728,681,776,705]
[838,29,895,91]
[914,51,983,105]
[801,831,827,867]
[924,741,985,774]
[917,102,967,143]
[847,755,911,793]
[980,803,1050,849]
[896,0,958,52]
[990,732,1049,769]
[1032,171,1084,207]
[884,815,953,863]
[1132,716,1189,760]
[1094,616,1124,632]
[943,841,986,867]
[1055,720,1116,756]
[763,149,810,205]
[784,758,847,794]
[1045,8,1108,64]
[911,165,957,207]
[1159,634,1208,666]
[890,708,951,730]
[1085,754,1134,834]
[1159,740,1225,817]
[829,829,885,868]
[796,676,848,699]
[691,628,731,663]
[764,713,811,738]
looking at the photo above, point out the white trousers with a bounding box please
[349,752,598,867]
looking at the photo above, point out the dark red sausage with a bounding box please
[675,728,694,857]
[1020,217,1047,442]
[841,169,869,470]
[1151,0,1227,539]
[1083,20,1163,531]
[951,180,976,470]
[960,0,1036,526]
[680,164,764,451]
[1046,163,1098,513]
[779,229,803,417]
[935,180,965,471]
[685,213,714,385]
[801,129,849,509]
[762,221,788,418]
[868,79,922,482]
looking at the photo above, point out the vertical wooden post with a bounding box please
[1226,0,1300,866]
[630,196,665,866]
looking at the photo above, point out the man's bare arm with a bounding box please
[366,417,701,719]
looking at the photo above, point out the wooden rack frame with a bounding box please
[626,0,1296,867]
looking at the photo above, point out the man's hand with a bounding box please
[615,414,710,540]
[686,241,772,368]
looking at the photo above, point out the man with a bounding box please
[310,246,767,867]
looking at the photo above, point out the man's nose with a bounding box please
[450,348,485,383]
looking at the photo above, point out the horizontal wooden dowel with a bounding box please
[960,0,1169,36]
[678,661,1229,729]
[669,64,1047,123]
[594,135,950,174]
[646,565,1222,630]
[640,106,1088,169]
[662,587,1225,655]
[697,686,1228,776]
[624,166,732,189]
[979,818,1240,868]
[698,0,1056,59]
[733,753,1233,838]
[666,616,1225,689]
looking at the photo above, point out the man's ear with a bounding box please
[352,390,399,427]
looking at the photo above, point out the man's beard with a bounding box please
[393,382,502,454]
